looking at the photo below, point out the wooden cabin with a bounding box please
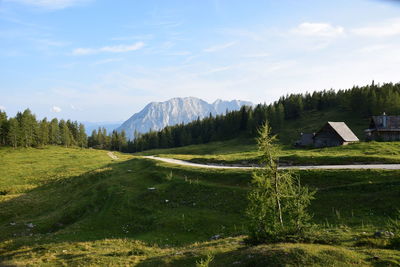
[365,114,400,141]
[313,122,359,148]
[295,133,314,147]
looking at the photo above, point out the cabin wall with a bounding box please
[314,125,343,147]
[370,131,400,141]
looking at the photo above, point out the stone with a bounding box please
[210,234,221,240]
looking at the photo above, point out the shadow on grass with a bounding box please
[1,155,400,265]
[0,157,250,258]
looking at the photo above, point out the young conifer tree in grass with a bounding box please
[246,122,315,243]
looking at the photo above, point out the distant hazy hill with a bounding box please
[117,97,253,140]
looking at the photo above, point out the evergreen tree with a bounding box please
[38,118,49,146]
[18,109,38,147]
[49,118,60,145]
[59,120,72,147]
[0,111,7,146]
[77,123,87,148]
[246,123,315,243]
[7,118,20,148]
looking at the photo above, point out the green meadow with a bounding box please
[138,138,400,166]
[0,146,400,266]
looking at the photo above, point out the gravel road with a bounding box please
[143,156,400,170]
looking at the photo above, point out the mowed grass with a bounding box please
[1,146,400,266]
[139,139,400,165]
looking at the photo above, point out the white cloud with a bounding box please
[353,18,400,37]
[204,41,237,52]
[0,105,5,111]
[6,0,91,10]
[51,106,62,113]
[292,22,344,37]
[72,42,144,55]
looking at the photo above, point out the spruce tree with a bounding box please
[78,123,87,148]
[7,118,20,148]
[246,122,315,243]
[38,118,49,146]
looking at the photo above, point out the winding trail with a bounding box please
[107,152,119,160]
[143,156,400,170]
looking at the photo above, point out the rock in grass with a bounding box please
[373,231,394,238]
[210,234,221,240]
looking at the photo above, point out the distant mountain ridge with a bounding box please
[117,97,253,140]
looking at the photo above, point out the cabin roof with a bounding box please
[371,115,400,130]
[319,121,359,142]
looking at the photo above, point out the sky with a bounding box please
[1,0,400,122]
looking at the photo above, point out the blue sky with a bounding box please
[1,0,400,122]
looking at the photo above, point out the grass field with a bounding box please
[1,146,400,266]
[138,138,400,166]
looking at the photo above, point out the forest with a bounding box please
[1,82,400,152]
[127,82,400,152]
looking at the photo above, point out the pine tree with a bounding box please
[59,120,71,147]
[119,130,127,151]
[49,118,60,145]
[0,111,7,146]
[38,118,49,146]
[77,123,87,148]
[7,118,20,148]
[246,123,315,243]
[18,109,38,147]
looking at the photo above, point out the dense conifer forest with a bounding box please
[127,82,400,152]
[2,82,400,152]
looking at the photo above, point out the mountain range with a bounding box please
[116,97,253,140]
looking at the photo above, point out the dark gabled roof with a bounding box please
[371,115,400,130]
[318,122,359,142]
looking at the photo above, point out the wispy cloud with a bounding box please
[166,51,191,56]
[0,105,6,111]
[292,22,344,37]
[5,0,92,10]
[242,53,269,58]
[72,42,144,55]
[70,104,82,111]
[204,41,237,52]
[359,44,391,53]
[111,34,153,41]
[352,18,400,37]
[91,57,123,66]
[51,106,61,113]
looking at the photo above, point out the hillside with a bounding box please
[1,146,400,266]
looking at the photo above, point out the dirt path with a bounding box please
[143,156,400,170]
[107,152,119,160]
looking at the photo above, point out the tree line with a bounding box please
[2,82,400,152]
[88,128,127,151]
[0,109,87,148]
[128,82,400,152]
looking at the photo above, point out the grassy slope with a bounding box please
[139,139,400,166]
[0,146,400,266]
[136,109,400,165]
